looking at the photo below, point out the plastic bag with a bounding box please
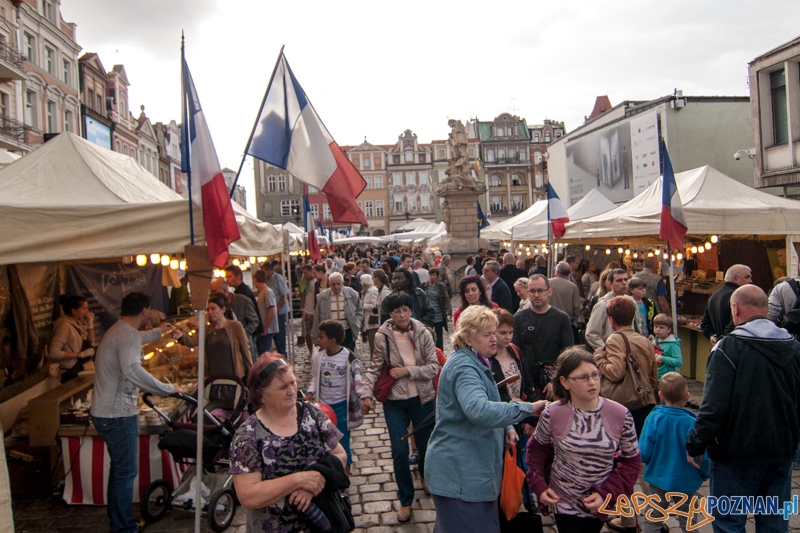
[499,447,525,521]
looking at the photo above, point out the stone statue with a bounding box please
[442,199,451,233]
[441,119,480,190]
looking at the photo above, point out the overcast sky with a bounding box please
[60,0,800,214]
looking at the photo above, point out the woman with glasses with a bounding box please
[361,294,439,523]
[526,347,641,533]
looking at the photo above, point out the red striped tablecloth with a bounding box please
[60,435,183,505]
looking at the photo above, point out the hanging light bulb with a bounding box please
[136,255,148,267]
[625,249,631,255]
[704,242,712,250]
[663,253,669,260]
[691,246,698,254]
[518,243,523,248]
[655,249,661,256]
[677,253,683,260]
[670,255,675,262]
[160,255,170,266]
[605,249,611,255]
[696,246,703,254]
[232,258,240,266]
[534,247,539,254]
[633,252,638,259]
[179,260,186,271]
[150,253,160,265]
[617,247,623,254]
[169,259,179,270]
[647,252,654,257]
[585,245,591,251]
[711,235,719,243]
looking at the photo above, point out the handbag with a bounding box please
[600,333,654,412]
[499,447,525,521]
[372,334,395,402]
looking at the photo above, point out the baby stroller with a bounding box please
[141,375,249,531]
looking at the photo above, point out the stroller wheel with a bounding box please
[207,488,236,531]
[141,480,172,523]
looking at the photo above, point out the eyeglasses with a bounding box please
[528,289,549,295]
[567,372,602,383]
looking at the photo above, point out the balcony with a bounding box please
[490,155,525,165]
[0,43,28,82]
[0,115,34,152]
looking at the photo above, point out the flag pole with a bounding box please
[181,33,194,245]
[229,44,285,198]
[667,244,679,335]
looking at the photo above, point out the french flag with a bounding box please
[659,142,687,249]
[246,52,367,226]
[303,195,321,261]
[547,183,569,239]
[181,56,240,267]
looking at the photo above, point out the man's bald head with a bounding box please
[503,253,515,265]
[210,278,228,293]
[643,256,660,271]
[730,284,768,325]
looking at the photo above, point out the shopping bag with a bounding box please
[499,447,525,521]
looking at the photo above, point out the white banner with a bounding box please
[630,111,660,196]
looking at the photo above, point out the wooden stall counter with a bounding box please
[677,316,713,383]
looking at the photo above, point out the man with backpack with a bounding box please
[768,276,800,335]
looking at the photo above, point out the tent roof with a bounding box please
[480,200,548,241]
[0,133,282,264]
[565,165,800,241]
[512,188,617,241]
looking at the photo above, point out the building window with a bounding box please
[490,196,505,212]
[421,195,430,211]
[280,199,300,217]
[393,155,400,164]
[97,95,102,111]
[374,176,383,189]
[496,127,504,137]
[511,195,525,212]
[63,59,70,84]
[364,176,372,190]
[556,132,562,139]
[0,92,7,117]
[407,194,417,210]
[278,175,286,191]
[376,200,384,217]
[545,133,551,142]
[419,172,428,185]
[46,100,56,132]
[438,149,445,158]
[88,88,94,109]
[394,198,404,212]
[512,174,523,186]
[24,33,34,62]
[405,172,415,186]
[534,133,540,142]
[392,173,402,186]
[268,176,276,191]
[308,185,318,194]
[498,149,506,162]
[310,203,319,219]
[468,148,474,157]
[323,204,332,220]
[419,153,426,163]
[25,91,37,127]
[490,174,502,187]
[365,201,373,217]
[771,69,788,145]
[519,149,526,161]
[45,47,53,74]
[123,145,128,156]
[362,155,371,168]
[404,151,413,162]
[487,149,495,162]
[535,172,543,188]
[64,110,73,132]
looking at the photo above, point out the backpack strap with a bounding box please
[789,279,800,305]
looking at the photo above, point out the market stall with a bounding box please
[479,200,547,242]
[511,188,617,243]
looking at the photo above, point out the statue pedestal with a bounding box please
[437,182,488,255]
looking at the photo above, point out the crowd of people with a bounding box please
[60,243,800,533]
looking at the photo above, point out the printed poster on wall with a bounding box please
[630,111,660,196]
[65,263,168,338]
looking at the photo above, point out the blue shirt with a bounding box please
[267,273,290,315]
[425,347,533,502]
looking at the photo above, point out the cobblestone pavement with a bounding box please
[12,314,800,532]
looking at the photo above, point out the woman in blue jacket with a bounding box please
[425,305,546,533]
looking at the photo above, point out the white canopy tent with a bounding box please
[383,222,446,242]
[564,165,800,242]
[396,217,434,232]
[512,188,617,242]
[479,200,548,241]
[0,133,283,265]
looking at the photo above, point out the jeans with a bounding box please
[91,415,139,533]
[641,482,696,533]
[274,313,287,355]
[433,321,445,352]
[384,396,435,506]
[256,333,274,358]
[329,400,352,465]
[342,328,356,352]
[709,459,793,533]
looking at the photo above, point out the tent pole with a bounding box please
[667,245,679,335]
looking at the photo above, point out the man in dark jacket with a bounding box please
[379,267,434,326]
[687,284,800,532]
[499,252,528,311]
[700,264,751,345]
[482,260,514,314]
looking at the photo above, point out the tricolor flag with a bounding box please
[659,142,687,249]
[181,54,240,267]
[547,183,569,239]
[246,52,367,226]
[303,195,321,261]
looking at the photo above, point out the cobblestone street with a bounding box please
[11,315,800,532]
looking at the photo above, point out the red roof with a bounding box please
[589,96,613,119]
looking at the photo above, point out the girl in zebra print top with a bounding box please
[526,347,641,533]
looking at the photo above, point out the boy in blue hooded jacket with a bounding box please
[639,372,709,533]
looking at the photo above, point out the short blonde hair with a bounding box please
[451,305,498,348]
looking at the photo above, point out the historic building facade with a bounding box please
[477,113,533,218]
[253,160,303,225]
[386,129,434,232]
[345,140,388,236]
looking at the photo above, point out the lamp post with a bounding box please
[404,211,410,225]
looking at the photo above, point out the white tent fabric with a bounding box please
[0,149,20,166]
[383,222,446,242]
[479,200,548,241]
[512,189,617,242]
[397,218,434,232]
[0,133,282,265]
[565,165,800,240]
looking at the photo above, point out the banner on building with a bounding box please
[630,111,660,196]
[65,263,168,338]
